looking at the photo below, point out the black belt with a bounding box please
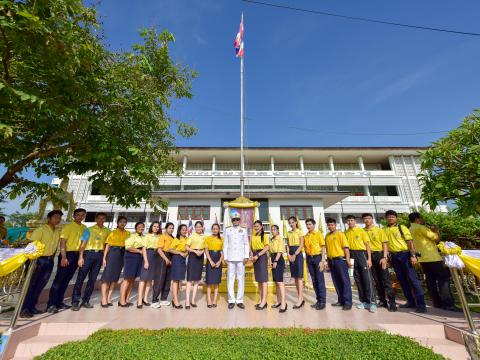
[209,250,222,253]
[110,246,124,250]
[40,255,54,260]
[331,256,345,260]
[85,249,103,253]
[306,254,321,258]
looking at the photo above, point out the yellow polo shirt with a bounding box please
[270,235,285,254]
[187,232,205,250]
[409,223,442,263]
[385,224,412,253]
[287,228,303,246]
[251,233,269,251]
[61,222,87,252]
[169,237,187,252]
[29,223,61,257]
[364,226,388,252]
[325,231,349,259]
[105,229,129,247]
[304,230,325,256]
[205,235,224,251]
[83,224,110,251]
[143,233,160,249]
[125,233,144,249]
[158,233,174,250]
[344,227,369,251]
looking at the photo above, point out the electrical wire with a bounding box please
[242,0,480,37]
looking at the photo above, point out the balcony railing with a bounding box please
[174,170,397,177]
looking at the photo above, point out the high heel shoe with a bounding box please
[279,304,288,313]
[118,302,129,308]
[101,303,109,308]
[107,303,113,307]
[271,303,281,309]
[185,305,191,310]
[293,300,305,309]
[137,304,143,309]
[191,303,197,308]
[172,303,183,309]
[142,300,151,306]
[256,303,267,310]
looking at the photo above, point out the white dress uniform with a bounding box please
[223,225,250,304]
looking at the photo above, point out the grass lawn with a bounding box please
[36,328,444,360]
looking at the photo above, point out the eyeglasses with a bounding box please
[232,218,240,221]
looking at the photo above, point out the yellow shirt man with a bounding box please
[269,235,285,254]
[364,226,388,252]
[325,231,349,259]
[304,230,325,256]
[385,225,412,253]
[61,222,87,252]
[251,233,269,251]
[82,224,110,251]
[29,223,61,257]
[409,223,442,263]
[344,227,369,251]
[105,229,130,247]
[187,232,205,250]
[205,235,224,251]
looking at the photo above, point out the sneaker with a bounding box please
[369,304,377,313]
[46,305,58,314]
[151,302,161,309]
[81,302,94,309]
[377,301,388,308]
[228,303,235,309]
[356,302,367,309]
[160,301,171,306]
[71,303,80,311]
[58,303,71,310]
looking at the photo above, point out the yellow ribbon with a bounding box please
[437,241,462,256]
[0,241,45,277]
[438,241,480,279]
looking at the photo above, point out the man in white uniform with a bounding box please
[223,212,250,309]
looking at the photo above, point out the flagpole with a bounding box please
[240,12,245,197]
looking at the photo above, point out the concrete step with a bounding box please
[13,334,86,359]
[38,321,106,336]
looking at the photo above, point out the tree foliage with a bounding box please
[0,0,196,210]
[418,110,480,216]
[6,211,35,227]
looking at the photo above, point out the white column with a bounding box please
[357,156,365,171]
[212,155,216,172]
[328,155,335,172]
[182,155,187,172]
[299,155,305,172]
[388,155,395,173]
[270,156,275,172]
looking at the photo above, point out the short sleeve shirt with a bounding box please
[29,224,61,257]
[269,235,285,254]
[61,222,87,252]
[344,227,369,251]
[187,233,206,250]
[105,229,130,247]
[251,233,269,251]
[169,237,187,252]
[304,230,325,256]
[205,235,224,251]
[385,225,412,253]
[158,233,174,250]
[325,231,349,259]
[364,226,388,252]
[125,233,144,249]
[83,224,110,251]
[287,228,303,247]
[143,233,160,249]
[409,223,442,263]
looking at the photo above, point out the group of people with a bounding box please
[19,206,458,318]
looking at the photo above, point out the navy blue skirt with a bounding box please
[289,246,304,279]
[124,250,142,279]
[171,254,186,281]
[101,246,124,282]
[206,251,222,285]
[271,253,285,283]
[140,249,158,281]
[187,252,204,282]
[253,250,268,283]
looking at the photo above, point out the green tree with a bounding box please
[6,211,36,227]
[0,0,196,210]
[418,110,480,216]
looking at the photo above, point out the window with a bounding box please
[118,212,146,223]
[186,163,212,171]
[155,185,181,191]
[275,163,300,171]
[337,186,365,196]
[177,206,211,220]
[85,212,113,222]
[335,163,360,171]
[183,185,212,190]
[275,185,304,190]
[304,163,330,171]
[245,163,271,171]
[280,206,313,220]
[369,186,398,196]
[216,163,240,171]
[306,185,334,191]
[364,163,382,170]
[245,185,274,190]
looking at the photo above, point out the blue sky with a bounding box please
[3,0,480,214]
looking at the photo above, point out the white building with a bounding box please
[65,147,436,232]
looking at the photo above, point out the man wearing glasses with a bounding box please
[223,212,250,309]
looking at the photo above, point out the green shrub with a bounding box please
[36,328,444,360]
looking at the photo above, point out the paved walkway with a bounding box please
[7,278,472,360]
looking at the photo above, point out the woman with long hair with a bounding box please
[118,222,145,307]
[100,216,129,307]
[287,216,305,309]
[168,224,188,309]
[251,220,269,310]
[205,223,224,308]
[270,225,287,312]
[151,222,175,308]
[137,221,161,308]
[185,221,205,309]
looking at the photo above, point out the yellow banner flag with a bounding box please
[282,216,288,239]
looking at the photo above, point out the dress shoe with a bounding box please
[342,304,352,311]
[117,302,129,308]
[172,303,183,309]
[20,309,33,318]
[81,302,93,309]
[237,303,245,309]
[185,305,191,310]
[316,303,326,310]
[57,303,71,310]
[191,303,197,308]
[100,303,109,308]
[207,304,213,308]
[31,307,45,315]
[46,305,58,314]
[399,302,416,309]
[310,302,319,309]
[293,300,305,309]
[331,302,343,307]
[388,303,398,312]
[107,303,113,307]
[228,303,235,309]
[256,303,267,310]
[137,304,143,309]
[71,303,81,311]
[279,304,288,313]
[415,306,427,314]
[142,300,151,307]
[212,304,217,308]
[378,301,388,308]
[271,303,281,309]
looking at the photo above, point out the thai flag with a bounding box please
[187,217,193,236]
[234,16,244,58]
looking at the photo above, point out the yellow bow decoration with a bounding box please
[438,241,480,279]
[0,241,45,277]
[437,242,462,256]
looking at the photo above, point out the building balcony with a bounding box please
[174,169,397,177]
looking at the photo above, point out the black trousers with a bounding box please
[47,252,79,308]
[421,261,454,308]
[350,250,375,304]
[152,253,171,302]
[72,251,103,304]
[22,256,54,311]
[371,251,396,305]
